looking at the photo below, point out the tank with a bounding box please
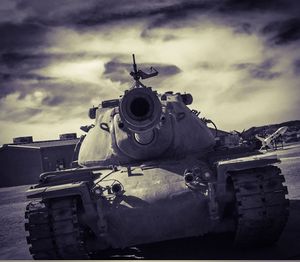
[25,55,289,259]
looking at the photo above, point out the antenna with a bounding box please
[131,54,139,80]
[132,54,137,74]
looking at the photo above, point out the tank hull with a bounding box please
[25,153,289,259]
[95,162,212,248]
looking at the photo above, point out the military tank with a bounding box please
[25,55,289,259]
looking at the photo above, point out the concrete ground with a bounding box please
[0,142,300,259]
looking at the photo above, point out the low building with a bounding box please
[0,134,79,188]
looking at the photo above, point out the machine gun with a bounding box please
[130,54,158,82]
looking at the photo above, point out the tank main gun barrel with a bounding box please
[119,87,162,134]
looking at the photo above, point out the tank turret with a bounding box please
[78,55,215,166]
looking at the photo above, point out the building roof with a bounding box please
[6,138,79,149]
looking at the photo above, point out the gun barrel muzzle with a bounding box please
[119,87,162,132]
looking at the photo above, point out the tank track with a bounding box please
[231,165,289,247]
[25,197,90,259]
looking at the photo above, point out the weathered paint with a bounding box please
[95,161,212,248]
[78,92,215,167]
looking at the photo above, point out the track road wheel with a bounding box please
[25,197,90,259]
[230,165,289,247]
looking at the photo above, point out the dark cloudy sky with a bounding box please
[1,0,300,144]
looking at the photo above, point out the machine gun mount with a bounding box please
[130,54,158,83]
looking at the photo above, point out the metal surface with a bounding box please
[24,55,290,259]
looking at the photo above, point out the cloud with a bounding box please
[0,0,220,29]
[224,84,263,102]
[219,0,288,12]
[4,108,43,122]
[1,0,300,30]
[0,0,31,24]
[103,59,132,84]
[74,1,219,27]
[233,22,253,35]
[293,59,300,75]
[233,59,282,80]
[261,18,300,45]
[1,52,38,67]
[0,50,117,101]
[0,71,56,99]
[103,59,181,84]
[0,22,48,51]
[0,0,300,144]
[0,93,43,122]
[0,81,18,99]
[42,95,65,106]
[249,69,281,80]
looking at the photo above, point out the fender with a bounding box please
[26,180,91,201]
[215,154,280,198]
[26,180,106,237]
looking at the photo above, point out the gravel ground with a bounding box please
[0,185,31,259]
